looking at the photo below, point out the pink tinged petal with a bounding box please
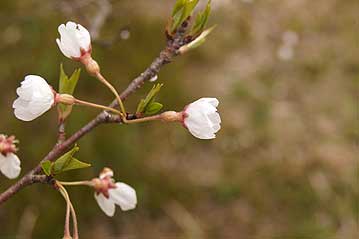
[109,182,137,211]
[94,193,115,217]
[0,153,21,179]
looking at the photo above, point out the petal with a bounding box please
[94,193,115,217]
[56,38,71,58]
[58,23,81,57]
[0,153,21,179]
[14,105,37,121]
[0,154,5,168]
[77,24,91,51]
[196,97,219,108]
[109,182,137,211]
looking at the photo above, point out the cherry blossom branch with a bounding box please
[0,21,189,206]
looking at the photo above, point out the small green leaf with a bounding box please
[145,102,164,116]
[41,161,52,176]
[61,158,91,172]
[172,0,186,16]
[136,99,146,114]
[190,0,211,36]
[170,0,200,33]
[52,145,91,175]
[136,83,163,114]
[58,64,81,121]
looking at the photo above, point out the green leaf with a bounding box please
[59,64,80,95]
[172,0,186,16]
[136,83,163,114]
[52,145,91,175]
[170,0,200,33]
[145,102,163,116]
[61,158,91,172]
[41,161,52,176]
[136,99,146,114]
[190,0,211,36]
[58,64,81,121]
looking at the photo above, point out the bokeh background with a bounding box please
[0,0,358,238]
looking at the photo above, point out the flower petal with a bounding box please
[94,193,115,217]
[109,182,137,211]
[0,153,21,179]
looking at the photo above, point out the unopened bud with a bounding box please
[57,94,75,105]
[179,26,216,54]
[0,135,18,155]
[100,167,114,179]
[160,111,183,122]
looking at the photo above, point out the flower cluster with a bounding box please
[0,135,21,179]
[7,17,221,230]
[2,1,221,237]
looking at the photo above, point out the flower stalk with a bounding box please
[57,181,93,187]
[57,182,79,239]
[94,72,128,122]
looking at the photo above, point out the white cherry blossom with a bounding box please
[93,168,137,217]
[56,21,91,59]
[13,75,55,121]
[183,97,221,139]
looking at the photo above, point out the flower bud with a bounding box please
[179,26,215,54]
[0,135,17,155]
[100,167,114,179]
[182,98,221,139]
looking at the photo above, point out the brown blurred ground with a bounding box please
[0,0,358,238]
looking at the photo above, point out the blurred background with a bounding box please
[0,0,358,238]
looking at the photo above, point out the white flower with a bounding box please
[13,75,55,121]
[94,182,137,217]
[56,21,91,59]
[0,153,21,179]
[183,97,221,139]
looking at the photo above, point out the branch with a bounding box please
[0,22,189,206]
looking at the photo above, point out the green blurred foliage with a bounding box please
[0,0,358,238]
